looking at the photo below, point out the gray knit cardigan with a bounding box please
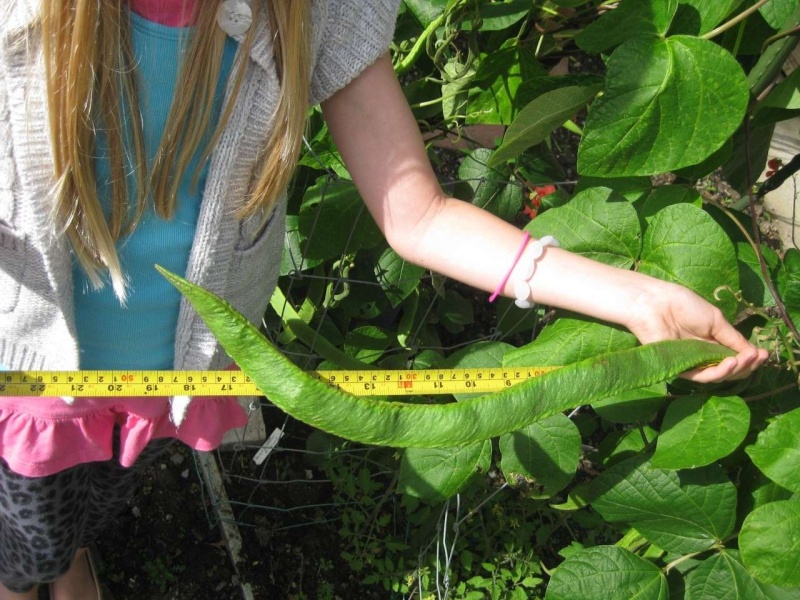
[0,0,399,374]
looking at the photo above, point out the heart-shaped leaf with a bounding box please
[638,203,740,321]
[458,149,524,220]
[578,36,748,177]
[545,546,667,600]
[652,395,750,470]
[740,500,800,587]
[374,248,426,307]
[685,549,800,600]
[747,407,800,494]
[526,187,641,268]
[399,441,492,501]
[590,456,737,554]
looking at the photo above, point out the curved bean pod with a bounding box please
[159,266,735,448]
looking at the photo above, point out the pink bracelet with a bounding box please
[489,232,530,303]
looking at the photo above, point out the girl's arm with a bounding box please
[321,54,766,382]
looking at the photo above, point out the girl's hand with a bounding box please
[625,282,768,383]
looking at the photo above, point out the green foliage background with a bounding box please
[178,0,800,598]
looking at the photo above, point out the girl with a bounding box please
[0,0,766,598]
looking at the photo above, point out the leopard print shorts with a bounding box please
[0,432,173,593]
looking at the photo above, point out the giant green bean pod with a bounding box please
[159,267,734,448]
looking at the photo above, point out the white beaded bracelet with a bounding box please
[512,235,559,309]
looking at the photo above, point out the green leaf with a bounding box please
[686,549,800,600]
[652,395,750,469]
[159,266,736,448]
[525,187,642,268]
[296,123,349,177]
[578,36,749,177]
[457,149,524,220]
[640,186,703,226]
[374,247,425,307]
[779,248,800,313]
[499,414,581,498]
[463,0,531,31]
[545,546,667,600]
[638,204,740,321]
[597,426,659,468]
[436,289,474,334]
[760,0,800,28]
[298,179,383,261]
[739,467,795,525]
[673,138,734,181]
[747,408,800,494]
[441,57,476,122]
[738,242,780,308]
[489,85,600,167]
[403,0,447,28]
[343,326,393,364]
[399,441,492,501]
[574,176,652,203]
[670,0,743,35]
[592,384,667,424]
[504,316,636,368]
[590,456,738,554]
[754,68,800,126]
[740,500,800,587]
[281,215,323,276]
[467,47,545,125]
[721,121,775,194]
[576,0,679,53]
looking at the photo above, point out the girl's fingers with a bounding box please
[681,347,766,383]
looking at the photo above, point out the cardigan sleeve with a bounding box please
[309,0,401,105]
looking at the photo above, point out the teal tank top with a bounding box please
[72,12,238,369]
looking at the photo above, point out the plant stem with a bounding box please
[762,24,800,51]
[701,0,771,40]
[756,152,800,198]
[744,382,798,403]
[664,549,709,573]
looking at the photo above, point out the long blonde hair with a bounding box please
[40,0,311,301]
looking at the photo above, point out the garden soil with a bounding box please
[92,429,386,600]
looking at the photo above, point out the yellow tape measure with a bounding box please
[0,367,559,397]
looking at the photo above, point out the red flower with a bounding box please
[522,183,557,220]
[768,158,783,171]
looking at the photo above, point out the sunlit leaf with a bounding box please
[399,441,492,501]
[590,456,737,553]
[652,395,750,469]
[740,500,800,587]
[578,36,748,177]
[545,546,667,600]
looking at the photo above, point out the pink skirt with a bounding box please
[0,396,248,477]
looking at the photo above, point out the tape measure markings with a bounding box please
[0,367,560,397]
